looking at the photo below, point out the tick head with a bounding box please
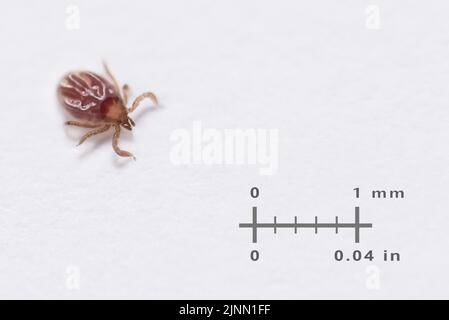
[121,116,135,131]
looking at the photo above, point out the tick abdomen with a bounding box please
[58,71,122,123]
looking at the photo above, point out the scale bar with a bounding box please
[239,207,372,244]
[239,223,373,228]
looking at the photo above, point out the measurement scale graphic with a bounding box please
[239,206,373,244]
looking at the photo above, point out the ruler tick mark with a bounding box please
[274,216,277,234]
[335,216,339,234]
[294,216,298,234]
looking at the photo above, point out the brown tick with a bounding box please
[57,62,158,159]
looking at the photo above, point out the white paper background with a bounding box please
[0,0,448,299]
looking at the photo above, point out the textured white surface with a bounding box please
[0,0,448,299]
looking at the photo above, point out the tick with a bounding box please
[57,62,158,159]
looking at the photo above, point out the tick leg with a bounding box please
[122,84,130,105]
[77,124,111,146]
[112,125,136,160]
[65,121,99,129]
[128,92,158,113]
[103,61,121,97]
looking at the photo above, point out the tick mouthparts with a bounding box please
[121,117,135,130]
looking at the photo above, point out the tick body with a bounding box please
[57,63,158,159]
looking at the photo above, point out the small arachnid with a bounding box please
[57,62,158,159]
